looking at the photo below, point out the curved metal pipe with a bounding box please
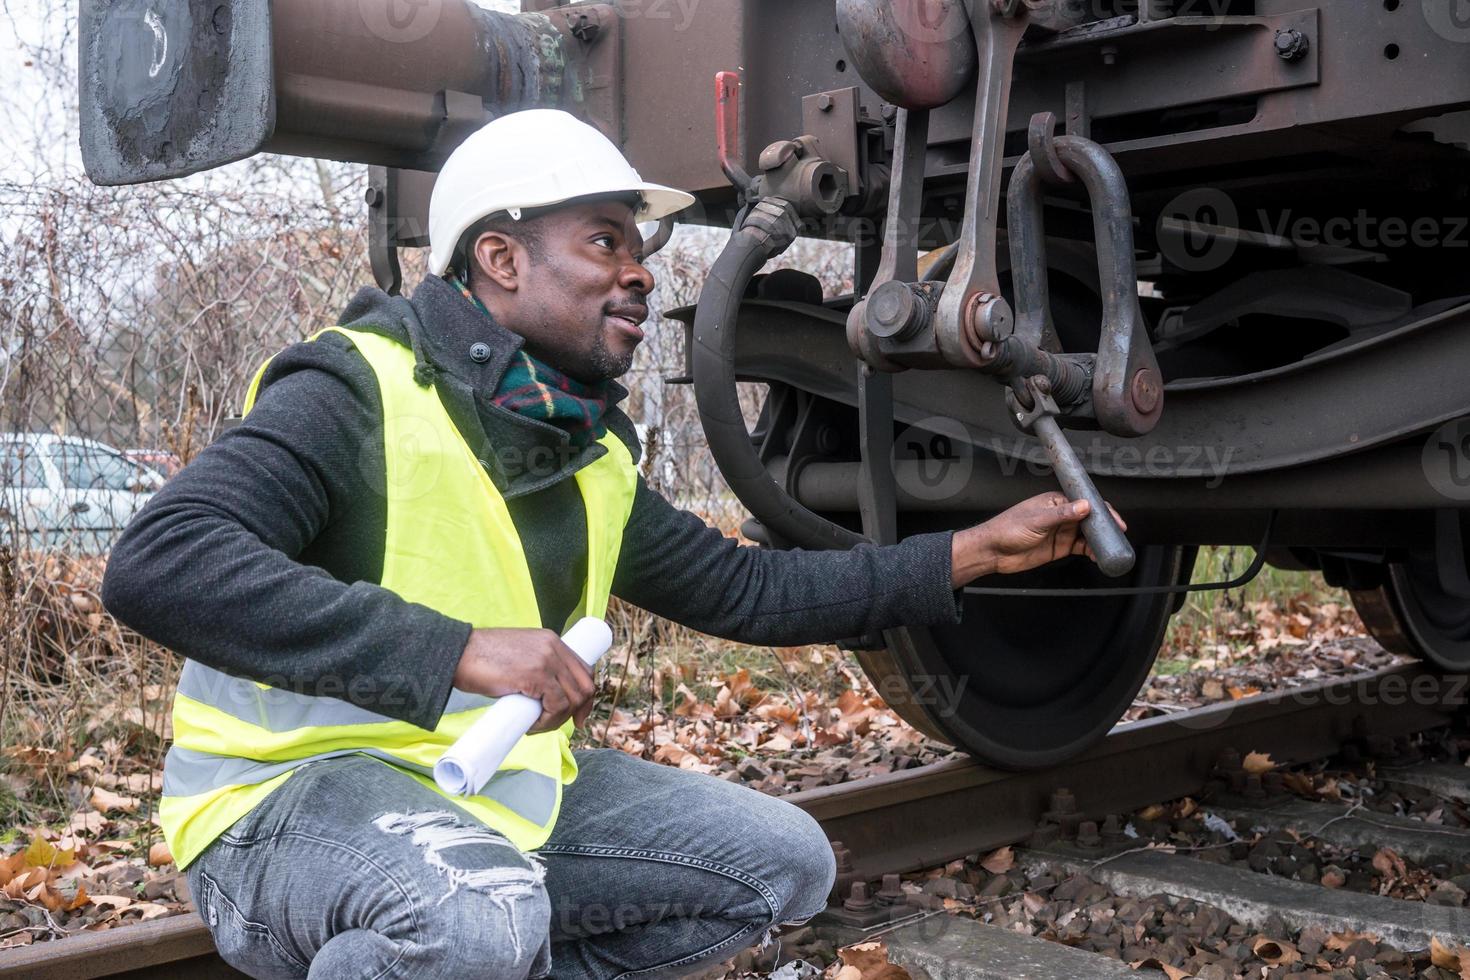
[692,204,868,551]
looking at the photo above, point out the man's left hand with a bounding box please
[949,492,1127,587]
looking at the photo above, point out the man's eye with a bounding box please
[594,234,616,249]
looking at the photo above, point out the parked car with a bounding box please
[1,433,165,554]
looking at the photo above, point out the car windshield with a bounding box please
[2,443,49,489]
[49,443,147,492]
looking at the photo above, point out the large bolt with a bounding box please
[1049,788,1077,814]
[1274,28,1309,61]
[867,281,929,342]
[1130,368,1162,414]
[1076,820,1103,850]
[816,93,835,113]
[830,840,854,872]
[844,881,878,912]
[876,874,906,906]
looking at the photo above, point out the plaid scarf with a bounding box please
[451,276,612,448]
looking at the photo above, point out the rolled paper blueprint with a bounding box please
[433,617,613,797]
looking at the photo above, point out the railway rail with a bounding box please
[3,663,1465,980]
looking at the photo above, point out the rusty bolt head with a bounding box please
[1049,788,1077,814]
[1130,368,1162,415]
[843,880,877,912]
[1274,28,1309,61]
[364,187,385,208]
[816,93,835,113]
[876,873,905,906]
[830,840,854,871]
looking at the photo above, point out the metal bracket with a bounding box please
[1006,112,1163,436]
[802,88,863,199]
[366,166,435,295]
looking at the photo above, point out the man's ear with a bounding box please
[472,231,522,292]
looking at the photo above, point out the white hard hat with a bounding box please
[427,109,696,276]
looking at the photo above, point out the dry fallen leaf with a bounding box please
[88,894,135,912]
[1242,751,1276,775]
[1325,930,1380,951]
[90,787,140,814]
[1129,957,1190,980]
[1371,847,1405,880]
[980,846,1015,875]
[1252,936,1301,966]
[147,842,173,867]
[837,941,912,980]
[1430,937,1470,975]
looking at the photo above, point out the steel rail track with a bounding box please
[3,663,1463,980]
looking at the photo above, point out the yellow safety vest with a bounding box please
[158,327,638,868]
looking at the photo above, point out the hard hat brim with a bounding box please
[428,182,697,276]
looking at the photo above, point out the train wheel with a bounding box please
[1350,521,1470,672]
[855,545,1191,769]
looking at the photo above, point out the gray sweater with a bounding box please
[101,275,960,732]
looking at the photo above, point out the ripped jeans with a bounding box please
[185,750,836,980]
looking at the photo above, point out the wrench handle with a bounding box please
[1032,415,1135,578]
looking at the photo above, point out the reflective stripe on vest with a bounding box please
[160,326,637,868]
[161,746,558,827]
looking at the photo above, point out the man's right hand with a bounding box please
[453,628,596,734]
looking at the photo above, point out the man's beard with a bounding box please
[577,331,637,383]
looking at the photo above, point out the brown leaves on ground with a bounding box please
[591,642,954,793]
[1128,956,1191,980]
[1,736,188,949]
[979,846,1015,875]
[1251,936,1301,967]
[0,829,181,947]
[1430,938,1470,979]
[833,940,911,980]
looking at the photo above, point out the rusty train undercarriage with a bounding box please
[78,0,1470,768]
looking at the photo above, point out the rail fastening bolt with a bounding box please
[844,880,878,912]
[876,873,905,906]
